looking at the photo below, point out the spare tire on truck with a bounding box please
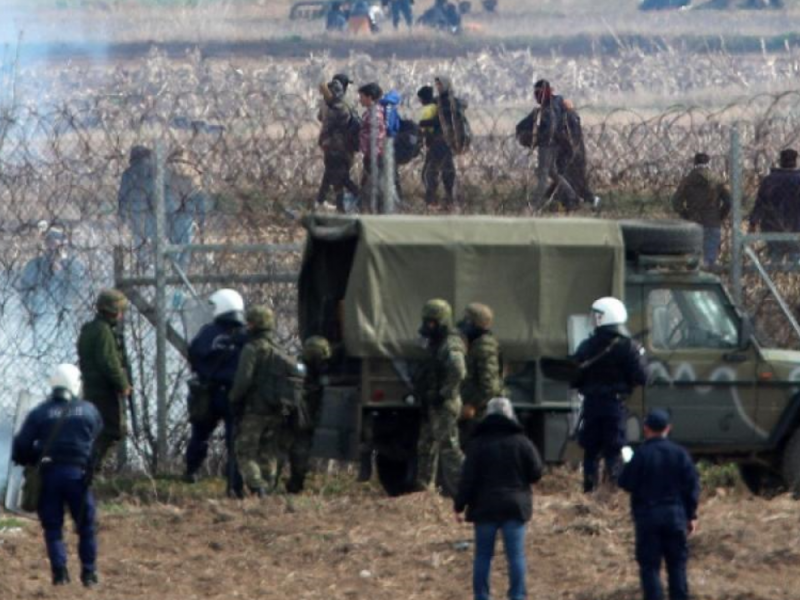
[620,220,702,256]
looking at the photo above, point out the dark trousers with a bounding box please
[391,0,413,28]
[38,465,97,573]
[635,506,690,600]
[186,397,243,496]
[580,413,625,492]
[422,140,456,205]
[317,153,358,210]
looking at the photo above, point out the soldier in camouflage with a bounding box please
[457,303,504,442]
[413,299,467,495]
[229,306,302,497]
[77,289,132,471]
[286,336,332,494]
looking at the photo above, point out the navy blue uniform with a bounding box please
[573,326,647,491]
[12,396,103,577]
[619,437,700,600]
[185,316,246,495]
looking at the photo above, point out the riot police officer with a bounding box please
[619,409,700,600]
[184,288,247,497]
[12,364,103,587]
[572,296,647,493]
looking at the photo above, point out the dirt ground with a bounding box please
[2,469,800,600]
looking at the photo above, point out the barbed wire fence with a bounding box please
[2,82,800,477]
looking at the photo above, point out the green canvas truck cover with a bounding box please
[300,215,624,360]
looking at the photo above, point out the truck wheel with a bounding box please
[376,453,416,497]
[781,428,800,492]
[738,464,782,496]
[620,220,702,256]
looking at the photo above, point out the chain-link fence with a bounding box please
[3,57,800,474]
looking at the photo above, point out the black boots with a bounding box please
[81,569,99,588]
[52,566,70,586]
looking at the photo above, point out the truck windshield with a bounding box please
[647,287,740,351]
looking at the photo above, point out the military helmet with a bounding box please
[96,289,127,315]
[246,305,275,331]
[421,298,453,328]
[464,302,494,329]
[303,336,332,363]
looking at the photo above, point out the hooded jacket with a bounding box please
[750,167,800,233]
[455,414,543,523]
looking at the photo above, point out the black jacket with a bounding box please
[750,168,800,233]
[619,436,700,522]
[454,414,543,523]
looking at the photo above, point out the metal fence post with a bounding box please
[382,135,396,214]
[369,104,378,214]
[730,124,743,306]
[153,141,169,472]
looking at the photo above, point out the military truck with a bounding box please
[300,215,800,496]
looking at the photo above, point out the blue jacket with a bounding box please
[619,437,700,521]
[189,317,247,388]
[12,396,103,469]
[573,326,648,418]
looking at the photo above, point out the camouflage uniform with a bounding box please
[229,306,301,495]
[77,290,131,470]
[459,303,504,421]
[286,336,332,493]
[415,299,467,495]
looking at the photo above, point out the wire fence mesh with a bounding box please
[2,63,800,473]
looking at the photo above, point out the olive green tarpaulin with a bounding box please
[300,215,624,360]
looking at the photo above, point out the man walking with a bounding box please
[672,152,731,267]
[316,78,360,212]
[413,298,467,495]
[77,289,131,472]
[619,409,700,600]
[749,148,800,264]
[418,85,456,208]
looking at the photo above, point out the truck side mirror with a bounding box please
[739,318,753,350]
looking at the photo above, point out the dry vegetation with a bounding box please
[2,470,800,599]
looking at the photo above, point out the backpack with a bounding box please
[441,96,471,155]
[515,109,538,149]
[380,90,403,138]
[345,107,362,154]
[394,118,422,165]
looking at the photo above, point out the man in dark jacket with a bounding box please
[418,85,456,207]
[619,409,700,600]
[77,289,131,472]
[530,79,585,211]
[117,145,156,265]
[454,397,543,600]
[672,152,731,266]
[749,148,800,263]
[573,296,648,493]
[317,78,360,212]
[12,364,103,587]
[184,288,247,497]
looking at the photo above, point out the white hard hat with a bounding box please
[591,297,628,327]
[209,289,244,318]
[49,364,82,399]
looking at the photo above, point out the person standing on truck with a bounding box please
[286,336,332,494]
[749,148,800,264]
[229,306,302,497]
[619,409,700,600]
[672,152,731,267]
[572,296,648,493]
[77,289,132,474]
[12,364,104,588]
[413,298,467,495]
[184,289,247,498]
[418,85,456,208]
[458,303,504,443]
[454,397,543,600]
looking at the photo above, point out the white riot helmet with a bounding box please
[209,289,245,323]
[591,297,628,328]
[49,364,82,399]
